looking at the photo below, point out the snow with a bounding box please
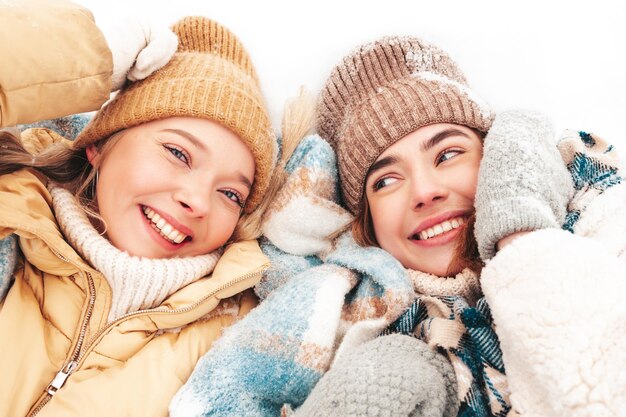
[76,0,626,151]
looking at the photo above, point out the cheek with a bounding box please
[102,153,168,196]
[205,204,241,246]
[468,165,480,200]
[454,160,481,201]
[367,195,403,244]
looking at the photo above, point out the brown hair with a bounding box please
[351,197,378,247]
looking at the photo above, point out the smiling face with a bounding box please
[364,123,483,276]
[87,116,255,259]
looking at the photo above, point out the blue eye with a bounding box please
[164,144,190,165]
[373,177,397,191]
[221,189,245,208]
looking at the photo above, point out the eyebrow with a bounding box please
[366,128,473,179]
[162,128,209,153]
[237,173,253,191]
[367,155,400,178]
[162,128,253,190]
[422,128,472,152]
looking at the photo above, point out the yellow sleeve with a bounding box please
[0,0,112,127]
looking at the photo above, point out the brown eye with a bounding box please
[436,149,461,165]
[373,177,397,191]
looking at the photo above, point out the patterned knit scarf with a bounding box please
[49,185,221,321]
[559,130,623,232]
[384,270,510,417]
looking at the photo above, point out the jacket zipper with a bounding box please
[74,264,268,365]
[28,262,267,415]
[28,251,96,417]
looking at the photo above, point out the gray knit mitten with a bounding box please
[286,334,458,417]
[0,234,18,302]
[474,110,574,260]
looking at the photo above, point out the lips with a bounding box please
[141,206,190,244]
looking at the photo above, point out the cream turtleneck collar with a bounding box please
[49,185,221,322]
[407,267,482,305]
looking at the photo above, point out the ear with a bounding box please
[85,145,99,166]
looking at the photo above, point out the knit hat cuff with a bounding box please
[338,77,493,213]
[74,56,275,212]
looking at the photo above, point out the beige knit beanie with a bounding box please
[317,36,494,214]
[75,16,276,213]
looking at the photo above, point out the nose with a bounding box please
[410,169,448,210]
[174,179,211,218]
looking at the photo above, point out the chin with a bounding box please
[404,257,457,277]
[443,264,463,277]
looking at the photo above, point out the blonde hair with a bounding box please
[1,130,91,205]
[231,88,316,242]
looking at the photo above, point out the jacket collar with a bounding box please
[0,169,268,323]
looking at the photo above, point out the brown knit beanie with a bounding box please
[75,16,276,213]
[317,36,494,214]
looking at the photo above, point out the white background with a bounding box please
[78,0,626,150]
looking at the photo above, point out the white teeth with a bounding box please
[142,206,188,244]
[145,208,156,219]
[161,224,173,235]
[413,217,466,241]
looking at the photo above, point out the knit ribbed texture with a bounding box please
[290,334,458,417]
[317,36,493,213]
[74,16,276,212]
[409,267,482,306]
[49,185,221,322]
[474,111,574,260]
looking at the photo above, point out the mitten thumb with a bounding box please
[100,17,177,91]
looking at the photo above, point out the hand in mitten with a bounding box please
[285,334,458,417]
[99,17,178,91]
[0,234,18,302]
[474,110,574,260]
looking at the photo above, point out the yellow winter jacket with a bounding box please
[0,0,112,127]
[0,2,268,416]
[0,165,266,417]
